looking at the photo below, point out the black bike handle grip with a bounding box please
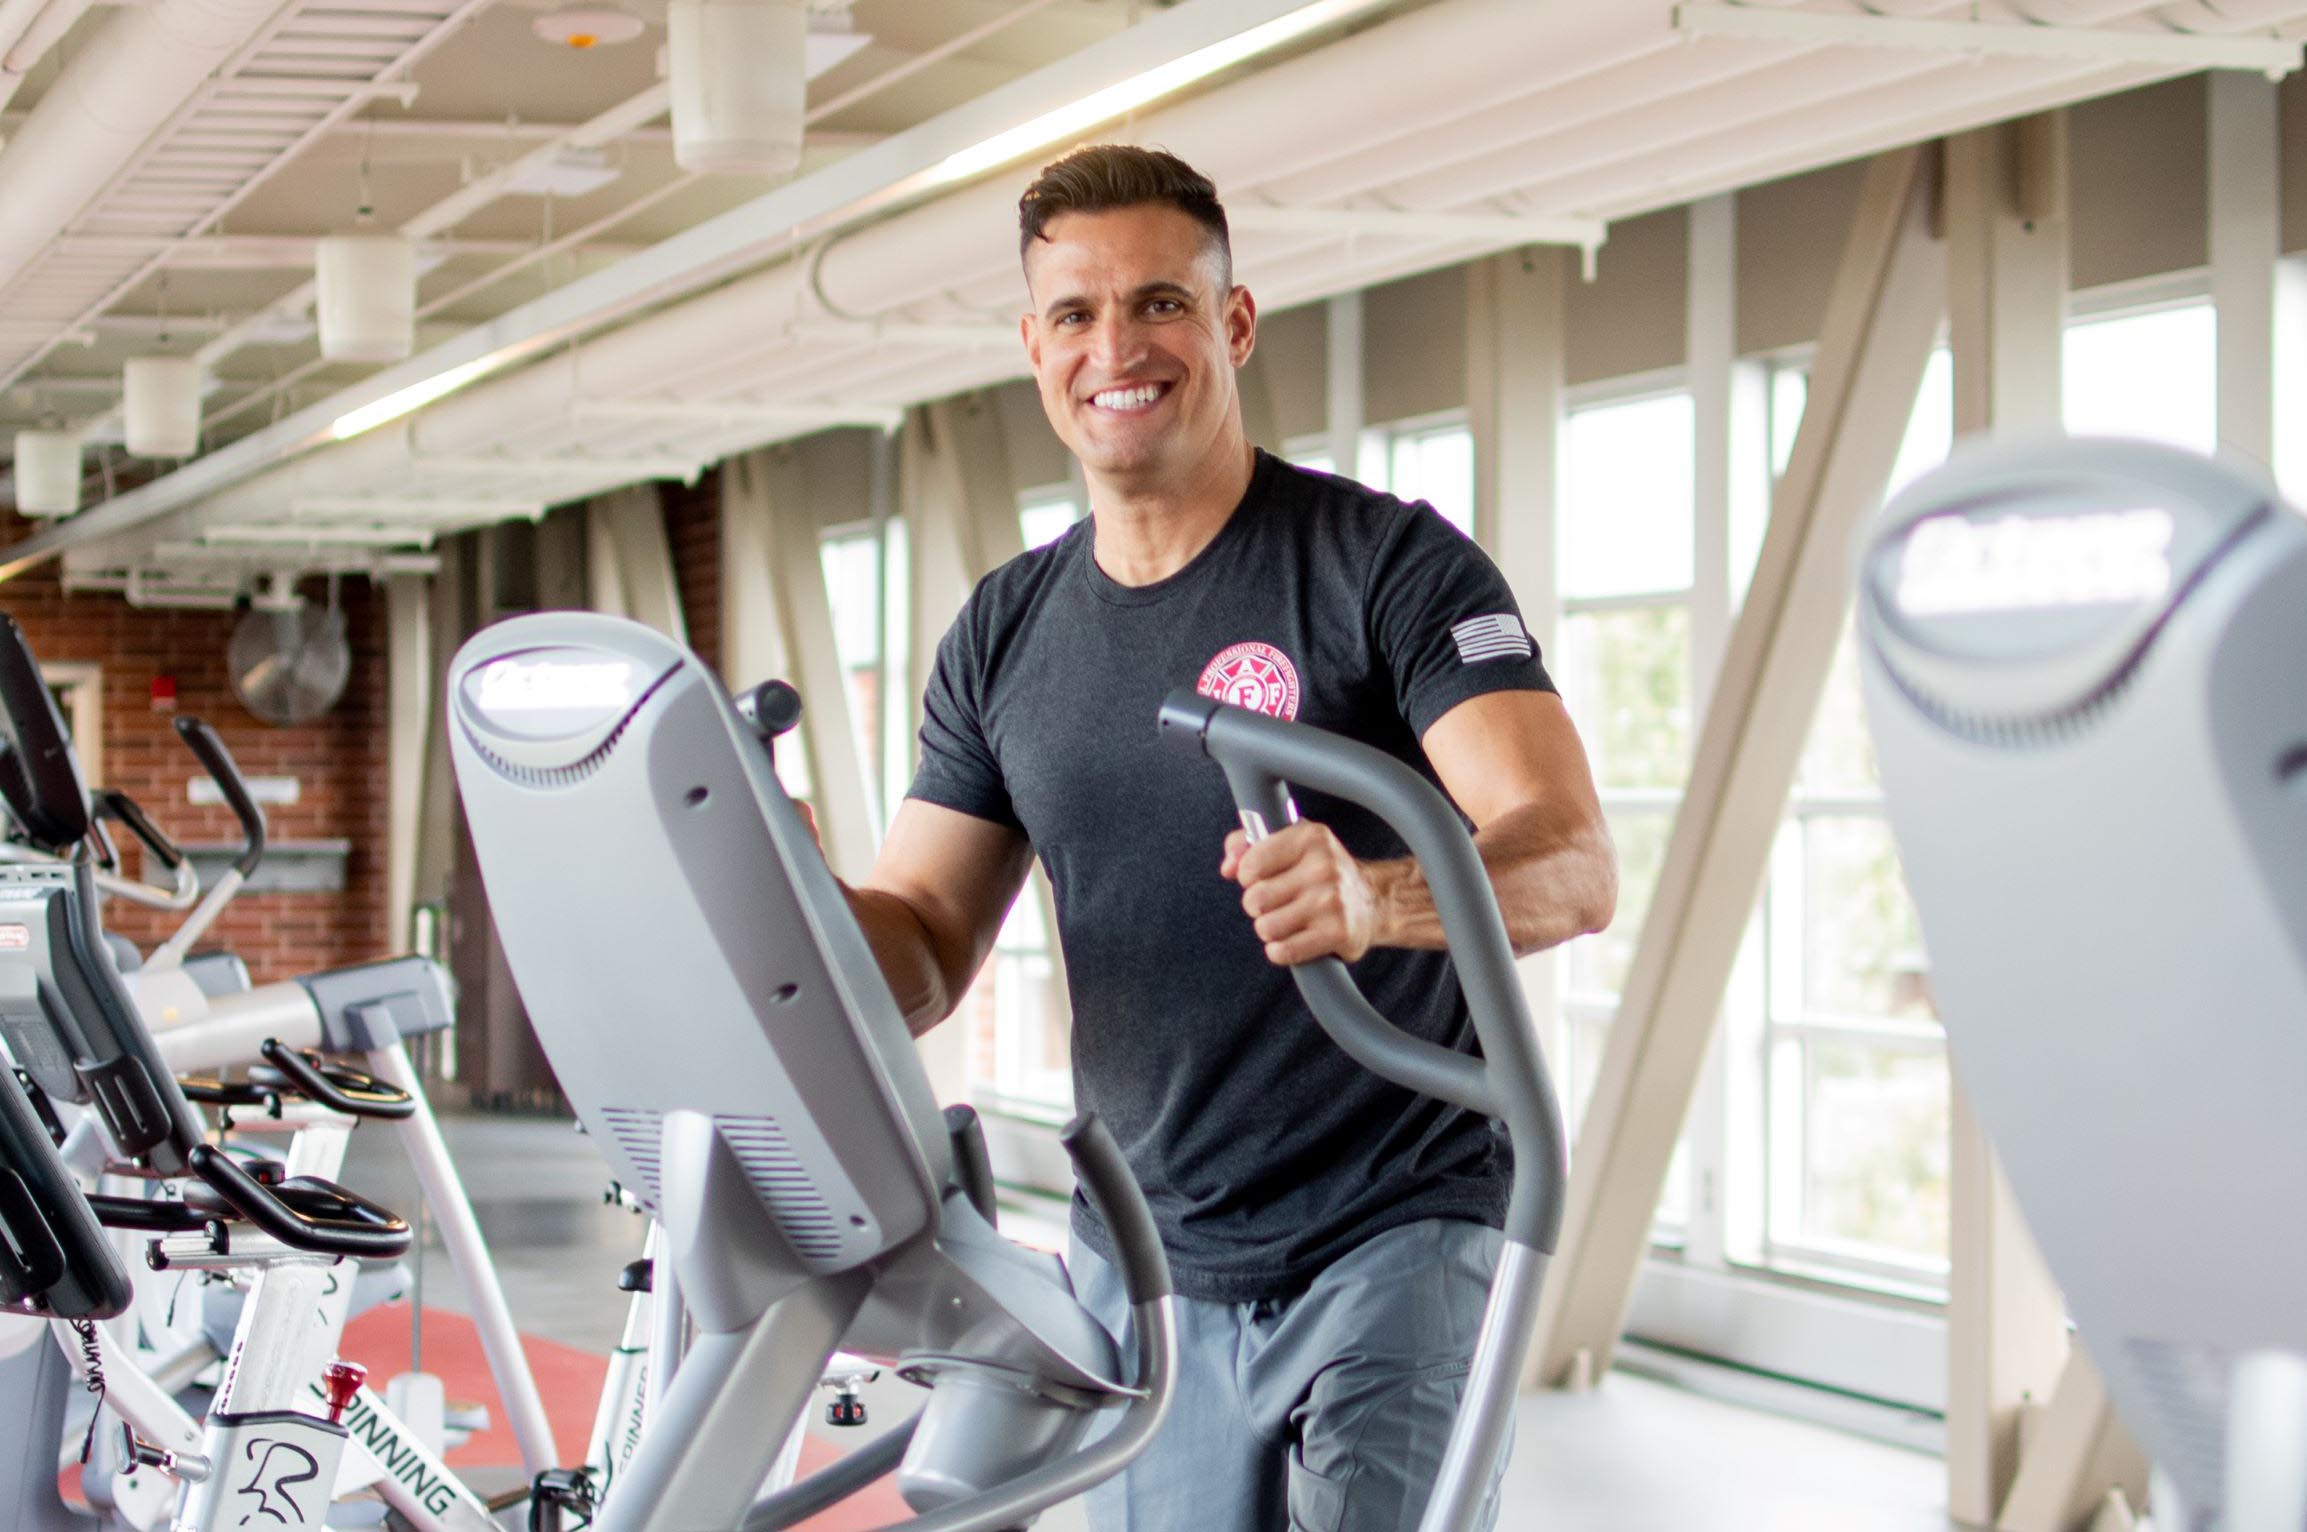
[257,1040,418,1122]
[187,1144,412,1259]
[96,789,184,872]
[172,717,265,876]
[1059,1112,1171,1303]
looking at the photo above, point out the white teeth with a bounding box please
[1092,384,1163,410]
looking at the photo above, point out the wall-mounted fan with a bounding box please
[229,574,350,727]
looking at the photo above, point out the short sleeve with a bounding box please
[906,602,1023,832]
[1367,506,1555,739]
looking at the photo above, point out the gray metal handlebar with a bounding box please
[1156,690,1565,1254]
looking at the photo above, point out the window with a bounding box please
[2063,298,2217,452]
[1284,416,1474,536]
[1019,483,1083,550]
[954,485,1094,1121]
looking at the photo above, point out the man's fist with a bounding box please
[1222,820,1384,966]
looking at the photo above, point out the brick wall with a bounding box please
[663,470,722,677]
[0,539,391,985]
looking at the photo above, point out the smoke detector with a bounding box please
[533,7,646,48]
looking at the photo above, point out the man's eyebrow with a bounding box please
[1038,280,1199,322]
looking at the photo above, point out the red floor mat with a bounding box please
[339,1301,909,1529]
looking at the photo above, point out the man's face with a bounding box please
[1020,203,1255,486]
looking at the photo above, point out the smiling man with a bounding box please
[840,145,1616,1531]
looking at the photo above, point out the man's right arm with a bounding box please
[847,799,1035,1038]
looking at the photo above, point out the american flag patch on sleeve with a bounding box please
[1451,613,1533,664]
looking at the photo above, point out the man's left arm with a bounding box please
[1222,688,1617,963]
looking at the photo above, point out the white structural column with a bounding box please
[384,573,431,955]
[1326,292,1365,477]
[2208,72,2300,486]
[1524,148,1946,1392]
[1941,116,2084,1531]
[583,484,688,643]
[721,449,876,882]
[1465,246,1566,1083]
[1680,192,1741,1272]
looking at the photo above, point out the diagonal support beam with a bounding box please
[1523,146,1947,1391]
[1941,113,2084,1531]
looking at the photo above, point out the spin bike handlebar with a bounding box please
[250,1038,417,1121]
[186,1142,413,1260]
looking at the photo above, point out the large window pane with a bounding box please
[1388,423,1474,535]
[1019,487,1082,550]
[1800,817,1931,1022]
[1887,346,1953,498]
[1795,627,1880,797]
[1778,1037,1950,1269]
[2064,302,2217,452]
[1557,606,1692,791]
[966,889,1073,1111]
[1562,393,1696,598]
[819,530,882,827]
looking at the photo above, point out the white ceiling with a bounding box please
[0,0,2299,603]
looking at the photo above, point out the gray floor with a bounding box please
[340,1111,1959,1531]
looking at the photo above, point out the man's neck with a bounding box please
[1087,434,1258,588]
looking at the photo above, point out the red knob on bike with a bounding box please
[322,1360,367,1424]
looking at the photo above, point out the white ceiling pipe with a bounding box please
[0,0,98,112]
[2151,0,2307,26]
[0,0,294,299]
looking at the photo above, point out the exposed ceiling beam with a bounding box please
[573,398,903,430]
[1673,3,2305,80]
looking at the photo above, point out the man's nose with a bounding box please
[1087,310,1147,370]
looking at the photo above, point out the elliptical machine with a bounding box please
[446,611,1568,1531]
[1858,436,2307,1531]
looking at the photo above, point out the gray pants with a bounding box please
[1070,1218,1509,1532]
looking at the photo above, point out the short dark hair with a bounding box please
[1018,144,1231,286]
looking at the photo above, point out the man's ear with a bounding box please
[1226,284,1258,368]
[1019,309,1039,369]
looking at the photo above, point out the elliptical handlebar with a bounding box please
[173,716,265,877]
[1154,691,1565,1253]
[1155,690,1567,1532]
[145,716,265,970]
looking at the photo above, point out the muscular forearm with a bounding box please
[1366,802,1617,959]
[846,885,961,1037]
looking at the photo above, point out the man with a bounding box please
[841,145,1615,1530]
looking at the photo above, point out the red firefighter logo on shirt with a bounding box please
[1197,642,1301,721]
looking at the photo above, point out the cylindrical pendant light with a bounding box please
[316,234,417,363]
[123,356,201,458]
[12,430,81,516]
[667,0,807,176]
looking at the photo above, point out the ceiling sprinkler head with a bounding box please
[533,7,645,48]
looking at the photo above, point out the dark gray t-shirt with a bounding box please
[910,450,1555,1302]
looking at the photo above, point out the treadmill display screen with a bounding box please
[1894,506,2173,617]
